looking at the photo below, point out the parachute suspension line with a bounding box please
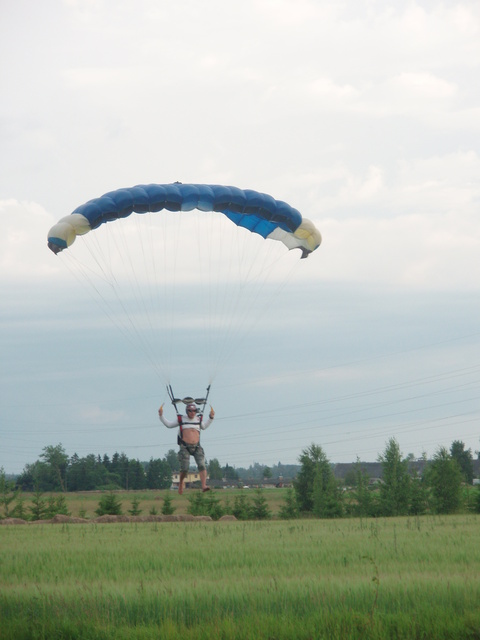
[47,184,322,390]
[201,219,240,381]
[62,247,144,370]
[191,209,228,385]
[160,211,180,385]
[59,208,303,390]
[131,210,178,386]
[188,211,250,382]
[62,221,166,383]
[189,210,227,383]
[90,216,168,383]
[203,223,302,382]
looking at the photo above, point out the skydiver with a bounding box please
[158,402,215,494]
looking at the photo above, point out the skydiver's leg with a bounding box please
[194,446,209,491]
[199,469,209,492]
[178,445,190,494]
[178,472,187,495]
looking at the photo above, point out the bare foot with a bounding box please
[202,487,210,492]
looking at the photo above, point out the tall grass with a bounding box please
[1,516,480,639]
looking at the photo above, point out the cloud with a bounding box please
[78,405,127,425]
[321,209,480,290]
[0,199,60,281]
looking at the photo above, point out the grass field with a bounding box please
[1,510,480,639]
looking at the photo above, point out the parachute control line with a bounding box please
[167,383,211,416]
[47,183,322,258]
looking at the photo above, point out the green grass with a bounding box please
[1,516,480,639]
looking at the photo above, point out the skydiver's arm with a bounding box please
[158,405,179,428]
[200,407,215,430]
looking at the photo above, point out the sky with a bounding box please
[1,0,480,475]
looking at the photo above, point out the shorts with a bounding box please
[178,443,206,473]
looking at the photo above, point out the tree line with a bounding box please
[292,438,479,518]
[2,437,479,519]
[12,445,248,493]
[13,446,175,492]
[9,445,295,493]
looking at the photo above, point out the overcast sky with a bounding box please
[1,0,480,475]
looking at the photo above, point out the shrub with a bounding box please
[95,492,123,516]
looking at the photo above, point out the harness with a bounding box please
[176,414,203,449]
[167,383,210,449]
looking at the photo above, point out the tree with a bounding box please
[46,494,70,518]
[161,493,175,515]
[187,492,207,516]
[204,491,225,520]
[15,463,37,492]
[450,441,474,485]
[164,449,180,473]
[41,444,69,492]
[10,497,27,520]
[128,496,142,516]
[146,458,172,489]
[0,467,18,518]
[29,486,48,521]
[294,444,327,512]
[250,489,271,520]
[110,453,130,489]
[312,462,343,518]
[475,485,480,514]
[223,464,239,481]
[409,469,428,515]
[350,458,374,518]
[17,460,53,492]
[67,454,115,491]
[232,494,251,520]
[129,460,147,490]
[378,438,411,516]
[426,447,462,514]
[95,492,123,516]
[278,487,299,519]
[208,458,223,480]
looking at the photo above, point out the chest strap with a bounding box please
[177,414,203,446]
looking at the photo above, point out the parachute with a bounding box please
[47,183,321,388]
[47,183,321,258]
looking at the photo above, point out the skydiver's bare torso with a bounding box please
[181,428,201,445]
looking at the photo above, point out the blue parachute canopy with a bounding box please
[47,183,321,257]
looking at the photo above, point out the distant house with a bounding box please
[171,471,209,490]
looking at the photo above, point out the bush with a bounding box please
[250,489,271,520]
[278,487,299,519]
[161,493,175,515]
[95,492,123,516]
[128,496,142,516]
[232,494,251,520]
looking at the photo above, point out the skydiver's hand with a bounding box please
[209,406,215,420]
[158,404,164,417]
